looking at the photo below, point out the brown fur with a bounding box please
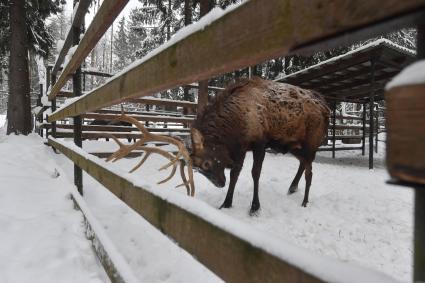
[191,78,330,213]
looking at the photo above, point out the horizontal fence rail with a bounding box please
[48,137,399,283]
[48,0,425,122]
[52,0,92,76]
[81,113,194,124]
[48,0,129,100]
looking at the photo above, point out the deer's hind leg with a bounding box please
[288,161,305,194]
[290,148,316,207]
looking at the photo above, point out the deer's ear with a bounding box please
[191,128,204,153]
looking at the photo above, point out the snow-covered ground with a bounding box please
[0,134,108,283]
[0,130,414,282]
[54,135,413,282]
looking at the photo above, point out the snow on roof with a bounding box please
[386,60,425,90]
[279,38,416,81]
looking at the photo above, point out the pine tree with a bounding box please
[3,0,64,135]
[113,17,129,71]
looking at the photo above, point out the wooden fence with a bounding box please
[42,0,425,282]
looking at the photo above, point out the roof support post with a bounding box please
[414,23,425,283]
[375,105,379,153]
[368,58,375,169]
[73,3,83,196]
[51,74,57,139]
[38,84,43,137]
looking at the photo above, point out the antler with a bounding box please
[105,107,195,196]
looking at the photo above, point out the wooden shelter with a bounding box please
[277,39,416,168]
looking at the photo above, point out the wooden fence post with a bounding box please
[368,58,375,169]
[386,24,425,282]
[38,84,43,137]
[51,74,57,138]
[73,1,83,195]
[414,23,425,283]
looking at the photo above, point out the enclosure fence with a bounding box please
[41,0,425,282]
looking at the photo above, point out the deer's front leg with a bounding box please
[220,152,246,209]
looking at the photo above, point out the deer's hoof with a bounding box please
[249,202,260,216]
[288,186,298,194]
[220,201,232,209]
[301,200,309,207]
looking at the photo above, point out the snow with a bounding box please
[0,134,108,283]
[279,39,416,81]
[51,1,247,117]
[62,46,78,69]
[41,95,52,106]
[49,135,411,282]
[0,114,6,128]
[386,60,425,90]
[57,39,64,53]
[70,191,139,283]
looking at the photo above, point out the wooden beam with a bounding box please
[50,123,190,132]
[187,83,224,91]
[82,69,113,77]
[53,131,187,139]
[128,97,197,109]
[300,64,388,89]
[70,191,139,283]
[48,0,425,122]
[386,84,425,186]
[280,52,375,85]
[318,70,398,94]
[48,0,129,100]
[81,113,194,124]
[52,0,92,76]
[47,137,325,283]
[320,146,364,152]
[94,109,194,118]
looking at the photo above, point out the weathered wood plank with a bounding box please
[54,131,188,139]
[44,123,190,132]
[70,190,139,283]
[82,112,194,124]
[318,146,363,151]
[48,0,129,100]
[48,137,325,283]
[128,97,197,109]
[385,84,425,186]
[48,0,425,121]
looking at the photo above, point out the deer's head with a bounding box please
[190,128,233,188]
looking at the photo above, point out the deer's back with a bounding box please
[195,78,330,150]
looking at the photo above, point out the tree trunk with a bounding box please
[7,0,31,135]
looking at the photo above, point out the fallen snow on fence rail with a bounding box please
[50,1,246,117]
[386,60,425,89]
[50,137,405,283]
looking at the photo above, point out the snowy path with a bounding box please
[0,134,108,283]
[58,138,413,282]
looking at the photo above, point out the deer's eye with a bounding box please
[202,160,212,171]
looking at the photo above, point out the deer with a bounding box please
[190,77,330,214]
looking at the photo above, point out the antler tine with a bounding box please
[178,159,191,195]
[129,152,150,173]
[106,109,195,196]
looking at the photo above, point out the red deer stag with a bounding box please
[191,78,330,214]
